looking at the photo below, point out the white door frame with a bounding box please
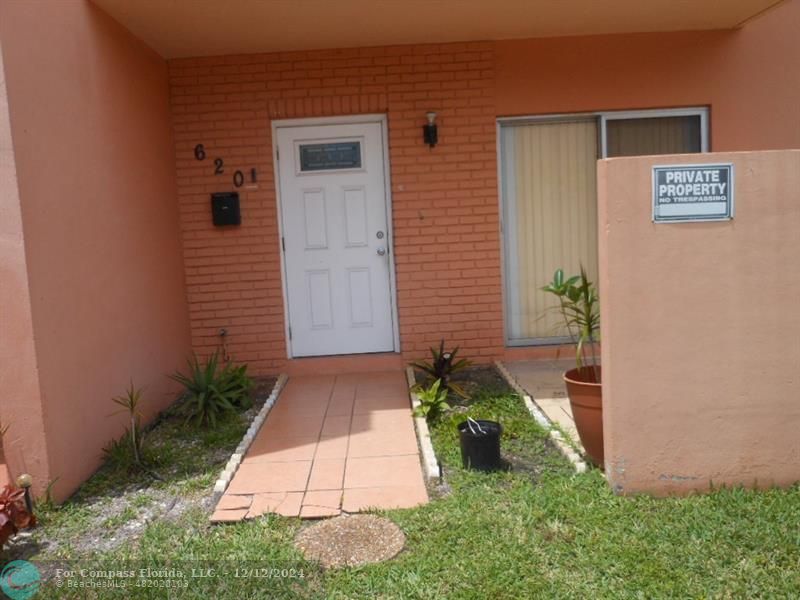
[271,113,400,359]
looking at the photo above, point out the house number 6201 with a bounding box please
[194,143,256,188]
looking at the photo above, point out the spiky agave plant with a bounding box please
[169,352,253,427]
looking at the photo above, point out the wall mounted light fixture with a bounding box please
[423,111,438,148]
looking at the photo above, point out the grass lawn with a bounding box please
[9,369,800,599]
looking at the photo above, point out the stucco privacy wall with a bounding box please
[0,2,191,500]
[169,44,501,371]
[170,0,799,372]
[598,150,800,496]
[0,40,50,492]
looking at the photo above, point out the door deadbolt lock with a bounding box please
[376,231,385,239]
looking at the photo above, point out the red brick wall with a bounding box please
[168,42,503,373]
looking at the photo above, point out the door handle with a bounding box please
[376,247,386,256]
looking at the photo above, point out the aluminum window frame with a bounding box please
[497,107,710,347]
[599,107,710,158]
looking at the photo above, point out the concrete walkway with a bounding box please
[503,359,582,449]
[211,371,428,522]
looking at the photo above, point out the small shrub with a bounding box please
[411,339,472,398]
[106,381,146,466]
[412,378,451,423]
[169,352,253,427]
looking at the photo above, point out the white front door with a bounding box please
[276,119,396,357]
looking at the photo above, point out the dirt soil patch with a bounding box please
[4,376,276,562]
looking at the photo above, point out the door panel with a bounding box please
[302,188,328,248]
[277,121,395,357]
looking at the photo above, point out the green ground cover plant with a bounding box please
[412,378,450,423]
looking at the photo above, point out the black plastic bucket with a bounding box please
[457,420,502,472]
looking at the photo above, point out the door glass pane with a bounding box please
[501,120,599,342]
[606,115,701,157]
[299,141,362,171]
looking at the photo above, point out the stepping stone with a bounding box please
[295,514,405,568]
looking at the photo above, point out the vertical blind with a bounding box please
[502,120,599,341]
[502,112,704,343]
[605,115,701,157]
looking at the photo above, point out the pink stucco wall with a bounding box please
[0,40,50,491]
[598,150,800,495]
[0,1,191,500]
[496,0,800,152]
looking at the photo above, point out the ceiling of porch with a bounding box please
[92,0,785,60]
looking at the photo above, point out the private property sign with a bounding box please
[652,164,734,223]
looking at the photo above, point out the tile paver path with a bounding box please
[211,371,428,522]
[503,359,583,450]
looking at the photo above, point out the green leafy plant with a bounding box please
[412,379,451,423]
[169,352,253,427]
[411,339,472,398]
[542,266,600,382]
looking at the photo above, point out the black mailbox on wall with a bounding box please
[211,192,241,226]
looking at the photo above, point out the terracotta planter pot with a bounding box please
[563,366,603,468]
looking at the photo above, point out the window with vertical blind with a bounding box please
[501,108,708,344]
[601,110,707,158]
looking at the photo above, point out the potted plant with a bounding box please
[457,417,503,472]
[542,267,603,467]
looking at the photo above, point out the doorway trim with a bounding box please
[271,113,400,359]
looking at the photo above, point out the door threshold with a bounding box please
[284,352,404,376]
